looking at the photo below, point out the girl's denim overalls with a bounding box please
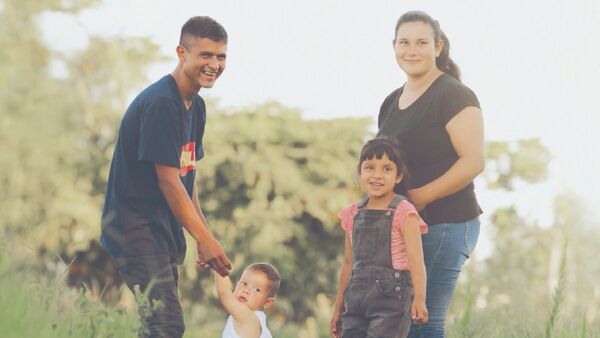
[341,195,414,338]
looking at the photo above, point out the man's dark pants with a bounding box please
[114,254,185,338]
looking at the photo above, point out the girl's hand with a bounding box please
[408,188,428,211]
[411,298,429,324]
[329,309,342,338]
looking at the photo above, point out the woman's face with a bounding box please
[393,21,442,79]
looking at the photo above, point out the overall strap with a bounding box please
[387,194,407,209]
[357,197,370,209]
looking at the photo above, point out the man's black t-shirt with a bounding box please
[377,73,482,225]
[101,75,206,264]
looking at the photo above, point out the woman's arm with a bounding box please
[403,215,428,324]
[330,233,352,338]
[409,106,484,210]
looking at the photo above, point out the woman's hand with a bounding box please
[408,188,429,211]
[329,308,342,338]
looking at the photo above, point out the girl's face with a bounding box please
[393,21,442,79]
[359,153,402,201]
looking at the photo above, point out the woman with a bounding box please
[377,11,484,338]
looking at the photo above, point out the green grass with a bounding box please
[2,243,599,338]
[544,240,567,338]
[0,248,139,338]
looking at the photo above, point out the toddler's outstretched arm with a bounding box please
[403,214,429,324]
[214,272,261,335]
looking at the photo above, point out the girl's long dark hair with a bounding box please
[358,136,411,198]
[395,11,461,82]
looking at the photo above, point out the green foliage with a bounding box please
[181,102,371,322]
[545,240,567,338]
[448,139,600,337]
[133,282,167,338]
[449,285,476,338]
[484,139,551,190]
[1,0,372,329]
[0,0,167,258]
[3,0,101,14]
[447,190,600,337]
[0,245,139,338]
[2,0,600,336]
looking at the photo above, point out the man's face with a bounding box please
[178,37,227,90]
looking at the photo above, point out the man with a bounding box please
[101,16,232,338]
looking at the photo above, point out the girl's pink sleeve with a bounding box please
[393,200,428,234]
[337,203,358,232]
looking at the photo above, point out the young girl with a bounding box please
[330,136,428,338]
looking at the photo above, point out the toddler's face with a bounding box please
[233,269,274,311]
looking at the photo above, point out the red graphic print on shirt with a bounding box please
[179,141,196,176]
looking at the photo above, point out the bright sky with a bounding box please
[40,0,600,256]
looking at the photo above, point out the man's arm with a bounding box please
[155,163,231,276]
[191,184,209,267]
[191,184,204,220]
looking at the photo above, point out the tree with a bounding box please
[448,140,600,336]
[180,102,372,321]
[0,0,166,261]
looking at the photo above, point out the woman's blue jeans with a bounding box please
[407,217,480,338]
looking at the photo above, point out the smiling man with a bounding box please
[100,16,232,338]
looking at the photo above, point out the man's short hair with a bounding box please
[180,16,227,48]
[246,263,281,297]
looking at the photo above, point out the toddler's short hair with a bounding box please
[246,263,281,297]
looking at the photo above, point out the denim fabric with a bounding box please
[407,218,480,338]
[342,268,413,338]
[342,195,414,338]
[113,254,185,338]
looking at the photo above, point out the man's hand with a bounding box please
[196,243,210,268]
[154,164,232,276]
[196,237,232,276]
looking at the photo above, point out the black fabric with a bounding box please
[377,73,482,225]
[113,254,185,338]
[101,75,206,264]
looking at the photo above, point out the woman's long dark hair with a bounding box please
[395,11,461,81]
[358,136,411,198]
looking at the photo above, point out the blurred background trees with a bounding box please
[1,0,599,337]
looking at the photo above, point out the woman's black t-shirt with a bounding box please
[377,73,482,225]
